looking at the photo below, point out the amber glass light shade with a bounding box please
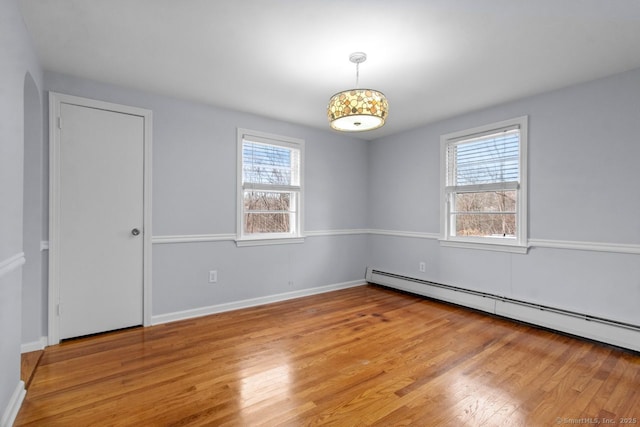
[327,88,388,132]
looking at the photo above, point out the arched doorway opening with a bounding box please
[22,72,46,349]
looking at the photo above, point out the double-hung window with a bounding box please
[236,128,304,246]
[440,116,528,253]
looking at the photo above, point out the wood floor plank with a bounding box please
[20,350,43,390]
[15,285,640,426]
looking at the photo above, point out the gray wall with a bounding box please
[0,0,42,420]
[368,67,640,326]
[43,72,370,319]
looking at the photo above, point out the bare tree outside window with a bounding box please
[242,141,300,235]
[244,191,292,233]
[454,191,516,237]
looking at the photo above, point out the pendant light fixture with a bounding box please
[327,52,388,132]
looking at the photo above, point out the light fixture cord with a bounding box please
[355,61,360,89]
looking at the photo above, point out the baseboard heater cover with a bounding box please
[365,267,640,352]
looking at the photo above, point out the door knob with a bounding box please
[131,228,141,236]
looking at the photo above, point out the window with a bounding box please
[440,116,528,253]
[236,128,304,246]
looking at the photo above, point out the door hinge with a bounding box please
[57,116,62,129]
[57,303,61,316]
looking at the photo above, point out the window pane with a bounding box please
[453,191,516,238]
[454,191,516,213]
[453,213,516,238]
[244,191,291,211]
[244,213,291,233]
[243,141,299,186]
[449,130,519,186]
[243,191,296,234]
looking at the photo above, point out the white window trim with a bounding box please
[236,128,305,247]
[439,116,528,254]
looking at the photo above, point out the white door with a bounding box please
[55,100,145,340]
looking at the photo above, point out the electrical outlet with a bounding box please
[208,270,218,283]
[419,262,426,272]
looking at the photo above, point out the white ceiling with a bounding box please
[19,0,640,140]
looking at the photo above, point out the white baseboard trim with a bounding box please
[0,381,25,427]
[21,336,48,353]
[366,267,640,352]
[151,280,365,325]
[495,300,640,352]
[0,253,25,279]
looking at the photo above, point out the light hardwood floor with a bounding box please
[20,350,43,390]
[15,285,640,426]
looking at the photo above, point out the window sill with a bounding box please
[235,236,305,247]
[439,239,529,254]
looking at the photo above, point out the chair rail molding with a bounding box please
[151,230,640,255]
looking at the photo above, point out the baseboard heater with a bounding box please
[365,267,640,353]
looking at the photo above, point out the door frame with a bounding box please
[48,92,153,345]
